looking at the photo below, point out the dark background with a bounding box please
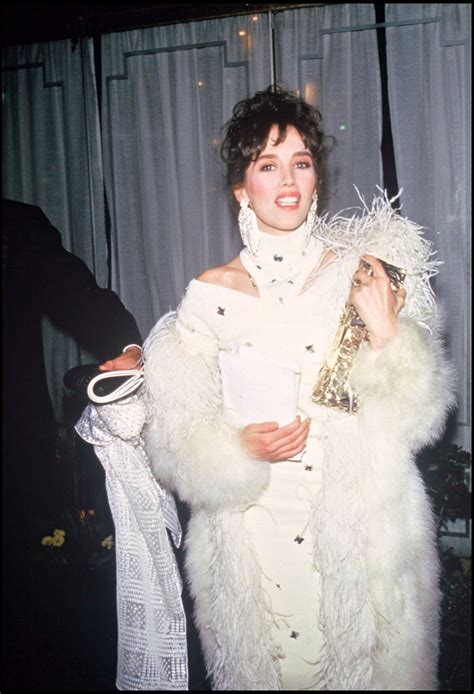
[1,2,326,46]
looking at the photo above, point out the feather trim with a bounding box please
[350,318,456,451]
[143,312,270,511]
[305,195,455,688]
[185,510,282,690]
[143,311,222,449]
[308,415,379,690]
[308,401,444,689]
[313,189,440,331]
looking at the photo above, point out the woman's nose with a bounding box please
[280,166,296,186]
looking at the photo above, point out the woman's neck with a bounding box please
[240,222,321,298]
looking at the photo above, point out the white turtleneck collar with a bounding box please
[240,223,322,299]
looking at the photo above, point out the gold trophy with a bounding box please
[311,258,406,414]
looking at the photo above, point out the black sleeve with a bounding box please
[3,200,142,361]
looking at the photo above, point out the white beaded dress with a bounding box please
[175,225,345,689]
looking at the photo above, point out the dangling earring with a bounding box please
[238,199,260,257]
[304,194,318,242]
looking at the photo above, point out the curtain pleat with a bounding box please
[386,3,471,450]
[274,4,383,215]
[101,14,272,336]
[2,39,107,420]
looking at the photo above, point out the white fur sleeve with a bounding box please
[315,191,456,451]
[350,318,455,451]
[143,312,270,512]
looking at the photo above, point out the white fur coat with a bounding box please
[143,197,455,690]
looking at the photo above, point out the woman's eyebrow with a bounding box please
[256,150,311,161]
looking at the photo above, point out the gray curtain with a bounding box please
[101,14,272,337]
[385,3,471,451]
[2,6,471,453]
[2,39,107,420]
[274,3,383,215]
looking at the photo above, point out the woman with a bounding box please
[91,86,454,690]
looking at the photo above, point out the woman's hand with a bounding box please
[240,416,311,461]
[99,345,142,371]
[349,255,406,350]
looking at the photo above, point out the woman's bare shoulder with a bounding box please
[196,257,245,289]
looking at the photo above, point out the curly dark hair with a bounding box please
[221,85,330,193]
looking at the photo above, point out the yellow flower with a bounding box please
[42,528,65,547]
[101,535,114,550]
[51,534,65,547]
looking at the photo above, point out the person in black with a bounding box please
[2,199,210,692]
[2,198,142,517]
[2,198,142,689]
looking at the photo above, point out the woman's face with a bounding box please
[234,124,317,236]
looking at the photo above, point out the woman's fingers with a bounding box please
[241,417,311,461]
[268,419,310,455]
[270,425,310,460]
[246,421,280,434]
[361,255,387,278]
[349,256,404,348]
[352,257,390,288]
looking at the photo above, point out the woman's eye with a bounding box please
[260,164,275,172]
[296,160,312,169]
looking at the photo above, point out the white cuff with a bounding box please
[122,343,143,368]
[123,343,142,353]
[350,319,455,450]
